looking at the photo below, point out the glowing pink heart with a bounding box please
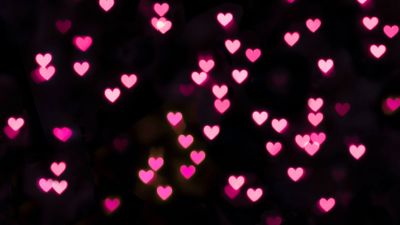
[99,0,114,12]
[39,66,56,81]
[104,197,120,213]
[212,84,228,99]
[245,48,261,63]
[214,99,230,114]
[310,132,326,145]
[271,118,288,133]
[73,61,90,76]
[191,71,207,85]
[55,19,71,34]
[284,32,300,47]
[7,117,24,131]
[73,36,92,52]
[53,127,72,142]
[318,197,335,213]
[225,39,241,54]
[190,150,206,165]
[104,88,121,103]
[148,157,164,171]
[386,97,400,112]
[120,74,138,89]
[252,111,268,126]
[157,185,173,200]
[38,178,53,192]
[180,165,196,179]
[370,44,386,59]
[203,125,220,140]
[295,134,310,148]
[52,180,68,195]
[35,53,52,67]
[228,175,245,190]
[247,188,263,202]
[153,2,169,17]
[335,102,351,116]
[151,17,172,34]
[308,98,323,112]
[306,18,321,33]
[167,112,183,126]
[357,0,367,5]
[287,167,304,182]
[318,59,334,74]
[217,13,233,27]
[50,162,66,176]
[178,134,193,149]
[232,69,248,84]
[304,142,320,156]
[362,16,379,30]
[138,170,155,184]
[199,59,215,73]
[383,25,399,38]
[308,112,323,127]
[266,141,282,156]
[349,144,366,160]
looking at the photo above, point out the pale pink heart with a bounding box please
[167,112,183,126]
[214,99,230,114]
[191,71,207,85]
[53,127,72,142]
[245,48,261,63]
[157,185,173,200]
[349,144,366,160]
[153,2,169,17]
[319,197,335,212]
[362,16,379,30]
[73,36,92,52]
[199,59,215,73]
[203,125,220,140]
[225,39,241,54]
[304,142,320,156]
[306,18,321,33]
[190,150,206,165]
[357,0,367,4]
[148,157,164,171]
[310,132,326,145]
[73,61,89,76]
[386,97,400,112]
[104,88,121,103]
[50,162,66,176]
[178,134,193,149]
[7,117,24,131]
[39,65,56,81]
[99,0,114,12]
[287,167,304,182]
[271,118,288,133]
[265,216,283,225]
[308,98,323,112]
[120,74,137,89]
[335,102,351,116]
[224,184,240,199]
[180,165,196,179]
[55,19,71,34]
[52,180,68,195]
[232,69,248,84]
[104,197,120,213]
[35,53,52,67]
[228,175,245,190]
[138,169,155,184]
[284,32,300,47]
[383,25,399,38]
[370,44,386,59]
[247,188,263,202]
[38,178,53,192]
[252,111,268,126]
[318,59,334,74]
[265,141,282,156]
[295,134,310,148]
[151,17,172,34]
[308,112,323,127]
[217,13,233,27]
[212,84,228,99]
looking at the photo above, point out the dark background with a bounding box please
[1,0,400,224]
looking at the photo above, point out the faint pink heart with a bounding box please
[370,44,386,59]
[308,112,323,127]
[35,53,52,67]
[148,157,164,171]
[247,188,263,202]
[383,25,399,38]
[191,71,207,85]
[225,39,241,54]
[287,167,304,182]
[212,84,228,99]
[319,197,335,212]
[214,99,230,114]
[138,169,155,184]
[3,126,19,139]
[232,69,248,84]
[53,127,72,142]
[349,144,366,160]
[224,184,240,199]
[55,19,71,34]
[104,88,121,103]
[121,74,137,88]
[73,61,89,76]
[284,32,300,47]
[252,111,268,126]
[318,59,334,74]
[228,175,245,190]
[306,18,321,33]
[51,162,66,176]
[153,2,169,17]
[335,102,351,116]
[99,0,114,12]
[178,134,194,149]
[38,178,53,192]
[362,16,379,30]
[199,59,214,73]
[308,98,323,112]
[180,165,196,179]
[151,17,172,34]
[217,13,233,27]
[73,36,92,52]
[304,142,320,156]
[190,150,206,165]
[386,97,400,112]
[8,117,24,131]
[245,48,261,63]
[167,112,183,126]
[104,197,120,213]
[271,118,288,133]
[52,180,68,194]
[157,185,173,200]
[266,216,282,225]
[203,125,220,140]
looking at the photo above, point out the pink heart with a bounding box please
[265,216,283,225]
[306,18,321,33]
[318,58,334,74]
[265,141,282,156]
[224,184,240,199]
[50,162,66,176]
[370,44,386,59]
[284,32,300,47]
[73,61,90,76]
[99,0,114,12]
[310,132,326,145]
[3,126,19,139]
[52,180,68,195]
[304,142,320,156]
[38,178,53,192]
[214,99,230,114]
[232,69,248,84]
[191,71,207,85]
[271,118,288,133]
[151,17,172,34]
[180,165,196,179]
[357,0,367,4]
[308,97,324,112]
[295,134,310,148]
[217,13,233,27]
[203,125,220,140]
[190,150,206,165]
[157,185,173,200]
[39,65,56,81]
[349,144,366,160]
[245,48,261,63]
[287,167,304,182]
[212,84,228,99]
[120,74,138,89]
[167,111,183,126]
[383,25,399,38]
[247,188,263,202]
[138,169,155,184]
[178,134,194,149]
[225,39,241,54]
[252,111,268,126]
[104,88,121,103]
[319,197,335,213]
[198,59,215,73]
[55,19,71,34]
[148,157,164,171]
[307,112,323,127]
[228,175,245,190]
[73,36,92,52]
[153,2,169,17]
[35,53,52,67]
[386,97,400,112]
[362,16,379,30]
[53,127,72,142]
[335,102,351,116]
[7,117,24,131]
[104,197,120,213]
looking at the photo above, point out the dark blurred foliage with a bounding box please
[0,0,400,225]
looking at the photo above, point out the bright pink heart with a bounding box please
[252,111,268,126]
[38,178,53,192]
[7,117,24,131]
[370,44,386,59]
[104,197,120,213]
[318,59,334,74]
[335,102,351,116]
[157,185,173,200]
[362,16,379,30]
[99,0,114,12]
[178,134,194,149]
[284,32,300,47]
[55,19,71,34]
[306,18,321,33]
[308,112,323,127]
[50,162,66,176]
[53,127,72,142]
[138,169,155,184]
[224,184,240,199]
[151,17,172,34]
[319,197,335,213]
[203,125,220,140]
[386,97,400,112]
[199,59,215,73]
[271,118,288,133]
[245,48,261,63]
[190,150,206,165]
[295,134,310,148]
[357,0,367,5]
[73,61,90,76]
[191,71,207,85]
[304,142,320,156]
[214,99,230,114]
[225,39,241,54]
[266,141,282,156]
[148,157,164,171]
[232,69,248,84]
[39,65,56,81]
[287,167,304,182]
[217,13,233,27]
[167,112,183,126]
[35,53,52,67]
[180,165,196,179]
[73,36,92,52]
[104,88,121,103]
[308,97,323,112]
[228,175,245,190]
[310,132,326,145]
[349,144,366,160]
[212,84,228,99]
[247,188,263,202]
[383,25,399,38]
[52,180,68,195]
[153,2,169,17]
[120,74,137,89]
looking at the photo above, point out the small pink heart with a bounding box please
[245,48,261,63]
[148,157,164,171]
[271,118,288,133]
[310,132,326,145]
[191,71,207,85]
[120,74,137,89]
[214,99,230,114]
[284,32,300,47]
[287,167,304,182]
[151,17,172,34]
[318,58,334,74]
[52,180,68,195]
[73,61,90,76]
[247,188,263,202]
[295,134,310,148]
[203,125,220,140]
[265,141,282,156]
[138,169,155,184]
[104,197,120,213]
[252,111,268,126]
[383,25,399,38]
[232,69,248,84]
[190,150,206,165]
[307,112,324,127]
[153,2,169,17]
[224,184,240,199]
[50,162,66,176]
[212,84,228,99]
[35,53,52,67]
[198,59,215,73]
[370,44,386,59]
[306,18,321,33]
[39,65,56,81]
[308,97,324,112]
[178,134,194,149]
[335,102,351,116]
[225,39,241,54]
[362,16,379,30]
[55,19,71,34]
[99,0,115,12]
[217,12,233,27]
[73,36,92,52]
[7,117,24,131]
[349,144,366,160]
[157,185,173,200]
[266,216,283,225]
[167,112,183,126]
[228,175,245,190]
[104,88,121,103]
[180,165,196,179]
[53,127,72,142]
[3,126,19,139]
[318,197,335,213]
[38,178,53,192]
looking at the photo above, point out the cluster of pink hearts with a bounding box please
[38,162,68,195]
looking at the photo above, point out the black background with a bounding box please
[1,0,400,224]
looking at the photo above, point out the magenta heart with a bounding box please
[104,197,120,213]
[310,132,326,145]
[180,164,196,179]
[55,19,71,34]
[386,97,400,112]
[224,184,240,199]
[148,157,164,171]
[335,102,351,116]
[190,150,206,165]
[53,127,72,142]
[157,185,173,200]
[245,48,261,63]
[265,216,283,225]
[73,35,92,52]
[383,25,399,38]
